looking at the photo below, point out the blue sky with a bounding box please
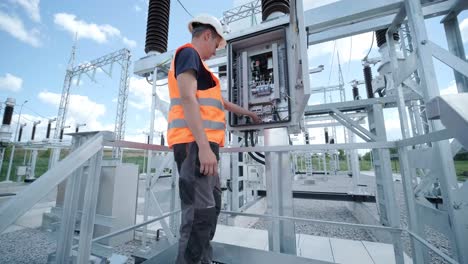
[0,0,466,144]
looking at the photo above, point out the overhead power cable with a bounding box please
[363,31,375,61]
[23,105,48,119]
[327,40,337,86]
[346,36,353,81]
[13,110,33,122]
[177,0,193,18]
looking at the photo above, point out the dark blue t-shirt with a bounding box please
[174,47,216,90]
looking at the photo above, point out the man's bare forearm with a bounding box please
[223,99,261,123]
[223,99,253,116]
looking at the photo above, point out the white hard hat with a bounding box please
[188,14,226,49]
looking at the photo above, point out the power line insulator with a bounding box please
[261,0,290,21]
[145,0,171,54]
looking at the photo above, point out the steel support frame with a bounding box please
[388,9,434,264]
[330,108,376,142]
[304,94,421,116]
[53,49,131,163]
[141,153,177,248]
[388,1,468,263]
[305,0,455,45]
[442,16,468,93]
[222,0,261,24]
[430,40,468,83]
[50,133,110,263]
[264,128,296,255]
[141,65,179,248]
[407,1,468,262]
[112,49,132,159]
[76,149,103,263]
[56,150,84,263]
[367,103,405,264]
[346,127,361,189]
[228,135,241,226]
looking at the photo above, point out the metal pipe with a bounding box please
[90,210,181,244]
[105,140,397,152]
[222,210,402,233]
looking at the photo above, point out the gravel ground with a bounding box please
[250,198,375,241]
[0,228,56,264]
[113,240,142,264]
[360,177,453,264]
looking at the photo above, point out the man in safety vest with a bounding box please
[167,14,260,264]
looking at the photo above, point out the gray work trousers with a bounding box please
[173,142,222,264]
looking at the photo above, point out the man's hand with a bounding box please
[198,145,218,176]
[222,99,262,124]
[248,112,261,124]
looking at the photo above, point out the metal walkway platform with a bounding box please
[142,241,332,264]
[140,224,412,264]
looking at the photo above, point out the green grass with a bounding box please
[455,160,468,181]
[293,154,467,180]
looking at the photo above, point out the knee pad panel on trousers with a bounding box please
[179,177,195,205]
[185,207,217,262]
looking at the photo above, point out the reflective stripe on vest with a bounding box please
[170,98,224,110]
[167,43,226,147]
[168,119,225,130]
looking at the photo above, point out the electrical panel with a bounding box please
[228,27,291,128]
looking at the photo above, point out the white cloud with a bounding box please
[0,73,23,92]
[129,77,152,109]
[11,0,41,22]
[128,76,169,111]
[308,32,375,61]
[0,11,41,47]
[54,13,120,43]
[38,91,113,132]
[54,12,137,48]
[460,18,468,43]
[128,77,169,133]
[440,81,458,95]
[123,37,137,48]
[134,5,142,12]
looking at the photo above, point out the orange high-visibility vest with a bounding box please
[167,43,226,148]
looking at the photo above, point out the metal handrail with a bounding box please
[0,132,107,233]
[221,210,402,233]
[105,139,396,153]
[89,210,181,244]
[407,231,459,264]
